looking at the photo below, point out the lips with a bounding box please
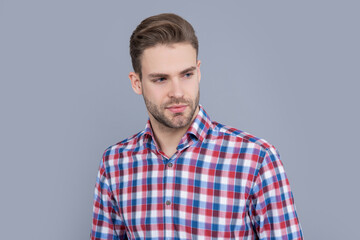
[166,105,187,113]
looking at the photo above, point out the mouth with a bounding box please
[166,104,188,113]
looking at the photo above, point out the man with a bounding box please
[91,13,303,239]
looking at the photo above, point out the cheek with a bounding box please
[143,86,166,102]
[188,81,200,96]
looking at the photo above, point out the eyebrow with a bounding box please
[148,66,197,78]
[180,66,196,75]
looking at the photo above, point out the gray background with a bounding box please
[0,0,359,239]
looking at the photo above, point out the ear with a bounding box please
[129,72,142,95]
[196,60,201,83]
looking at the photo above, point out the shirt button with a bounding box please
[165,200,171,205]
[167,162,173,167]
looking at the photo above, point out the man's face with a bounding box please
[130,43,201,130]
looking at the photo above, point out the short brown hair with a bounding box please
[130,13,199,79]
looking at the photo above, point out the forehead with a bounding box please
[141,43,197,75]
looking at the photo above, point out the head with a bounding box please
[130,13,199,80]
[129,13,201,130]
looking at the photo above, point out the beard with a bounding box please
[143,90,200,129]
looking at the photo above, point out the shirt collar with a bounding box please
[143,104,212,149]
[143,119,154,141]
[183,104,211,143]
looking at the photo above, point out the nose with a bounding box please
[168,78,184,98]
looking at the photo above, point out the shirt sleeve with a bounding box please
[248,146,303,239]
[91,157,127,240]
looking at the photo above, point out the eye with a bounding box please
[184,72,194,78]
[153,77,166,83]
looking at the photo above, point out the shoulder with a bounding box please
[212,121,275,150]
[211,121,280,162]
[102,130,146,161]
[211,122,284,175]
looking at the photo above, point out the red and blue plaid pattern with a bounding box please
[91,106,303,239]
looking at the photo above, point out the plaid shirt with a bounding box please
[91,105,303,239]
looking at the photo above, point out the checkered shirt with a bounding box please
[91,105,303,239]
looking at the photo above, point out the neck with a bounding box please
[149,107,199,158]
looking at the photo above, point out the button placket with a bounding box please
[164,161,174,207]
[164,157,176,239]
